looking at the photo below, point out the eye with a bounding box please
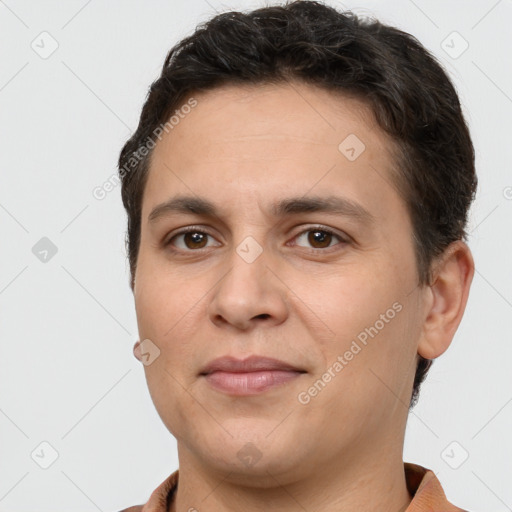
[291,226,348,251]
[165,227,219,251]
[164,225,349,253]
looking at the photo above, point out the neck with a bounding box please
[171,441,412,512]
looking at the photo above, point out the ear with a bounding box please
[417,240,474,360]
[133,339,143,362]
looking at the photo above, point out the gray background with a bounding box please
[0,0,511,510]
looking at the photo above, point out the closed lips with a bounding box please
[199,355,306,375]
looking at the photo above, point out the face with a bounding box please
[133,82,428,485]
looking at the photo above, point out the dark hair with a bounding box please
[118,0,477,408]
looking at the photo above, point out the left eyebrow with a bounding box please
[271,195,375,225]
[148,194,375,226]
[148,196,217,223]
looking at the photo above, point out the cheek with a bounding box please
[134,270,205,434]
[301,260,417,397]
[135,259,194,337]
[349,298,420,403]
[134,267,206,389]
[302,302,419,439]
[296,263,403,346]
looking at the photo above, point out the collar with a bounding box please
[128,462,467,512]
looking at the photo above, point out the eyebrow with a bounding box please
[148,194,375,225]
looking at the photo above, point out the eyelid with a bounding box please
[288,224,350,249]
[164,224,350,252]
[164,225,220,248]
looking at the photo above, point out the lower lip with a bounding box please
[203,370,303,395]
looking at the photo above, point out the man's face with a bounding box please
[134,82,428,483]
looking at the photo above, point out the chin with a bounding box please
[192,426,310,479]
[205,449,307,488]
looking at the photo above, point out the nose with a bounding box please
[207,244,289,331]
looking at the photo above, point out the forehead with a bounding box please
[155,81,382,153]
[143,81,404,224]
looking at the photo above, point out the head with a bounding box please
[119,0,475,481]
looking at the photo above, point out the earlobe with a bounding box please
[133,339,143,362]
[417,241,474,360]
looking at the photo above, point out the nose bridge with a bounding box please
[208,234,288,329]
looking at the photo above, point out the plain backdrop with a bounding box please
[0,1,511,511]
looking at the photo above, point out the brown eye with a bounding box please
[166,229,219,251]
[293,227,346,250]
[182,232,208,249]
[307,230,333,248]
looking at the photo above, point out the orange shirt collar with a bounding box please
[131,463,467,512]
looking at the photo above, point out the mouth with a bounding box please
[199,355,307,396]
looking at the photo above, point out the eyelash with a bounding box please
[164,225,349,253]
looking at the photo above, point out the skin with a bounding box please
[132,81,474,512]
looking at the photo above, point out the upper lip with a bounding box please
[199,355,306,375]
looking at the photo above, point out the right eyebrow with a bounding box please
[148,194,375,227]
[148,196,217,223]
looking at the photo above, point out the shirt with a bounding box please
[118,462,468,512]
